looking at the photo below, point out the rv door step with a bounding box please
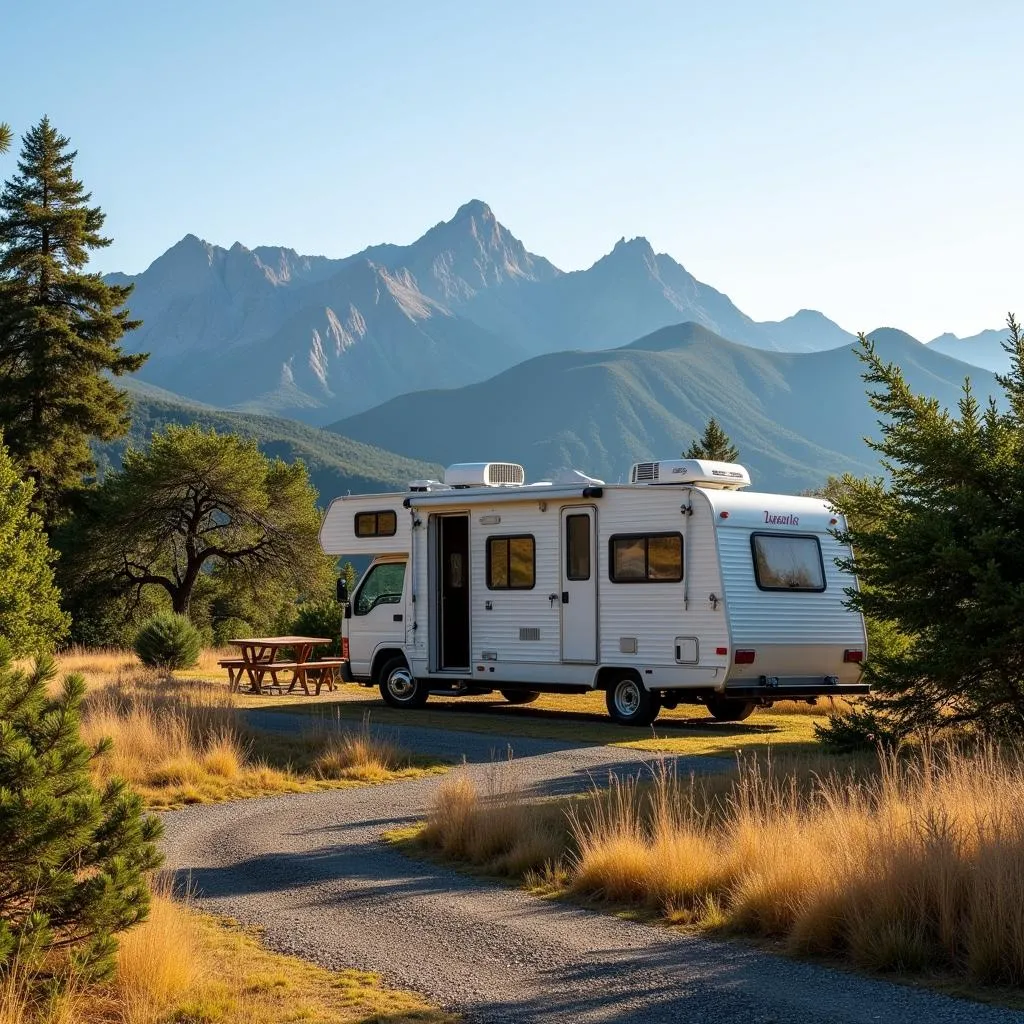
[723,682,870,700]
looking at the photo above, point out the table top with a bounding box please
[228,636,333,646]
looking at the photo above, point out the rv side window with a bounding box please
[354,561,406,614]
[566,514,591,581]
[609,533,683,583]
[487,535,535,590]
[354,510,397,538]
[751,534,826,592]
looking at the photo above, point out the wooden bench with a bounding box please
[219,656,350,695]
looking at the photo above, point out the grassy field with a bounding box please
[411,744,1024,994]
[52,649,447,809]
[0,890,453,1024]
[167,646,849,758]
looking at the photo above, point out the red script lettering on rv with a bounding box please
[763,512,800,526]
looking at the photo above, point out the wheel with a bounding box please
[704,695,756,722]
[500,689,540,705]
[378,657,429,709]
[605,675,661,726]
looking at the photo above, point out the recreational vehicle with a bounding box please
[319,459,868,726]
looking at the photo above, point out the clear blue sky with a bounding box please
[3,0,1021,339]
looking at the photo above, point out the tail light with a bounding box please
[734,650,756,665]
[342,637,350,660]
[843,649,864,663]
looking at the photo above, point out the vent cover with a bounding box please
[445,462,526,488]
[629,459,750,490]
[519,627,541,641]
[632,462,659,483]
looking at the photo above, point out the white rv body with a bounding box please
[320,461,868,723]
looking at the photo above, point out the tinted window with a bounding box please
[566,514,591,581]
[355,510,397,537]
[751,534,825,591]
[487,535,535,590]
[610,534,683,583]
[354,561,406,614]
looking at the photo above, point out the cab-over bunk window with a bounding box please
[355,510,397,537]
[751,533,826,591]
[609,533,683,583]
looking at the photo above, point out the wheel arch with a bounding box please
[371,647,409,685]
[594,665,645,691]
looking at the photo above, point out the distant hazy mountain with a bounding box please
[109,201,878,422]
[102,379,441,499]
[927,328,1012,374]
[328,323,999,494]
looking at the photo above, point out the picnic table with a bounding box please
[220,636,345,695]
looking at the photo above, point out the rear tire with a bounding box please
[704,695,756,722]
[605,674,661,726]
[500,689,540,705]
[378,657,429,709]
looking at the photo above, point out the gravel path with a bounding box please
[161,723,1023,1023]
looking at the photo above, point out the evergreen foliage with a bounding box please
[683,416,740,462]
[0,118,145,524]
[133,612,202,670]
[64,425,334,617]
[0,433,69,655]
[0,123,11,155]
[0,645,162,981]
[831,316,1024,736]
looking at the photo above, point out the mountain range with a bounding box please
[110,200,933,425]
[329,323,999,493]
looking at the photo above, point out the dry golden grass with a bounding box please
[69,663,445,809]
[419,745,1024,989]
[0,890,453,1024]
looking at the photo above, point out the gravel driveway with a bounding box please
[161,722,1023,1023]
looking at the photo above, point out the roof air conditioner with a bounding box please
[444,462,526,488]
[629,459,751,490]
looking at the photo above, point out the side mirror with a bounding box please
[336,577,349,604]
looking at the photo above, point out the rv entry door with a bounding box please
[560,507,598,663]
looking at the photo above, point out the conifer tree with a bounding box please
[0,432,69,654]
[832,316,1024,736]
[0,118,145,525]
[0,647,162,981]
[683,417,739,462]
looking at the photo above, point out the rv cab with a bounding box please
[321,459,868,726]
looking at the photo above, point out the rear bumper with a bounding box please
[724,680,869,700]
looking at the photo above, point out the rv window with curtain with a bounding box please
[566,514,591,581]
[609,533,683,583]
[354,510,398,537]
[487,535,535,589]
[751,534,826,591]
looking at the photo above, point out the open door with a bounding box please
[560,507,597,662]
[437,515,470,670]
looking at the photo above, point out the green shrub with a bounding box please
[290,599,341,656]
[211,615,253,647]
[133,612,202,670]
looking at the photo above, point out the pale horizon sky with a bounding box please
[3,0,1022,340]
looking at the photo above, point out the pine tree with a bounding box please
[0,118,145,525]
[0,646,162,982]
[683,417,739,462]
[832,316,1024,736]
[0,432,69,655]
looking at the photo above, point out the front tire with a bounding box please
[605,674,661,726]
[704,695,755,722]
[378,657,429,709]
[500,689,540,705]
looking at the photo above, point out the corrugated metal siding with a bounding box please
[470,504,561,663]
[597,489,729,669]
[717,526,864,645]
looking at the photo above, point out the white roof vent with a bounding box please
[408,479,446,492]
[444,462,526,488]
[629,459,751,490]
